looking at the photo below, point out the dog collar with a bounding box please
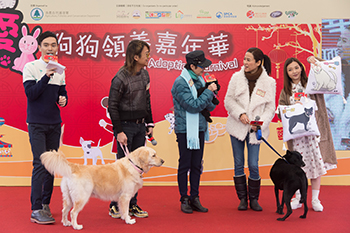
[128,158,144,177]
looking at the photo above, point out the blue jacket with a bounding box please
[171,69,216,133]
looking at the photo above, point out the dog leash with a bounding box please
[255,130,289,164]
[119,142,144,176]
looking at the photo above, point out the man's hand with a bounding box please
[46,67,56,77]
[146,127,153,136]
[117,132,128,146]
[58,96,67,107]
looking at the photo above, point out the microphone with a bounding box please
[250,116,261,133]
[43,55,58,63]
[44,55,58,77]
[204,73,218,94]
[250,116,263,140]
[146,133,157,146]
[253,116,262,140]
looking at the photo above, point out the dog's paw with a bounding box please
[299,215,306,219]
[62,220,72,226]
[277,218,285,221]
[73,224,83,230]
[276,210,284,215]
[276,207,284,214]
[125,217,136,225]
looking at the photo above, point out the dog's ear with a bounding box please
[137,148,149,168]
[79,137,84,145]
[284,150,292,160]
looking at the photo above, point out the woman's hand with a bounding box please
[251,125,258,132]
[207,82,217,92]
[307,56,317,65]
[240,113,250,125]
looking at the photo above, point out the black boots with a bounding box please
[180,196,208,213]
[248,177,263,211]
[234,176,263,211]
[233,175,248,210]
[180,196,193,213]
[190,196,208,212]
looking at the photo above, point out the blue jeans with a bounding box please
[230,134,260,180]
[111,121,146,208]
[28,123,61,210]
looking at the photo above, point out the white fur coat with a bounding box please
[224,66,276,144]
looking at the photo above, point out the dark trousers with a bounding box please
[28,123,61,210]
[110,121,146,208]
[176,132,205,199]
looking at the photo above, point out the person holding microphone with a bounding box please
[23,31,68,224]
[224,47,276,211]
[171,50,217,214]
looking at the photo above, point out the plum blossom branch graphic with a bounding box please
[246,24,322,57]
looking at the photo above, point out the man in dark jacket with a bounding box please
[107,40,154,219]
[23,31,68,224]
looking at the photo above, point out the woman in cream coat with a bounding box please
[224,47,276,211]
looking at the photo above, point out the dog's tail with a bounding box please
[40,150,72,177]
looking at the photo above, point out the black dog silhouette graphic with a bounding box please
[285,107,313,134]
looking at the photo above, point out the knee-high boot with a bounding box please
[233,175,247,210]
[248,177,262,211]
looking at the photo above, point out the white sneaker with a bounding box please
[312,199,323,212]
[291,197,302,209]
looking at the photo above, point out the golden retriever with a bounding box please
[40,146,164,230]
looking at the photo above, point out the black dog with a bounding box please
[197,80,220,123]
[269,150,308,221]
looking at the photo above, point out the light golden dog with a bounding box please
[41,146,164,230]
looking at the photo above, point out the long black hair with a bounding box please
[246,47,272,75]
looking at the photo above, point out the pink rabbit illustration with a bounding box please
[12,26,41,72]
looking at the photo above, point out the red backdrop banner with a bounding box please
[0,23,317,147]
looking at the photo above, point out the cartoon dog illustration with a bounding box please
[164,113,175,134]
[80,137,105,165]
[285,107,313,134]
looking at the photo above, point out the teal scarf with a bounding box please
[180,69,208,149]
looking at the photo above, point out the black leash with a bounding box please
[261,137,289,164]
[254,127,289,164]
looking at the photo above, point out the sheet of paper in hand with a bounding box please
[279,97,320,142]
[305,56,342,95]
[46,60,66,75]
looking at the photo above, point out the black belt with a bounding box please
[125,118,145,124]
